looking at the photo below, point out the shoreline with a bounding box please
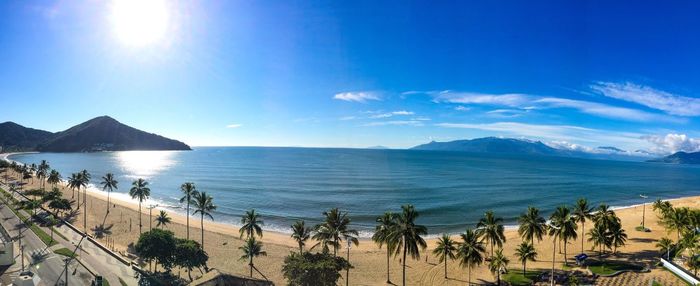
[1,152,694,240]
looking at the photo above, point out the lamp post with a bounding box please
[346,240,351,286]
[640,194,648,229]
[547,222,561,286]
[147,204,158,230]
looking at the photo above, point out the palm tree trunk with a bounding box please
[138,202,142,234]
[564,239,567,265]
[523,262,526,276]
[107,190,110,214]
[444,258,447,278]
[386,249,390,283]
[468,265,471,286]
[186,200,190,239]
[299,243,303,255]
[201,213,205,250]
[76,188,80,209]
[249,257,253,277]
[497,272,500,286]
[581,221,585,254]
[490,240,494,257]
[402,239,407,286]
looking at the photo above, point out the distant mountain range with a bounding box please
[0,116,191,153]
[648,151,700,164]
[411,137,651,161]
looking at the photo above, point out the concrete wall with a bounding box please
[660,258,700,285]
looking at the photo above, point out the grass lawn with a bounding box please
[587,260,644,275]
[118,278,128,286]
[54,247,78,258]
[503,269,541,286]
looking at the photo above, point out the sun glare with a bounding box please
[110,0,170,47]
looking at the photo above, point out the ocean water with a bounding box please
[8,147,700,237]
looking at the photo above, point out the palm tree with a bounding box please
[192,191,216,250]
[372,212,398,283]
[67,173,79,200]
[433,234,457,279]
[488,249,509,286]
[457,228,485,286]
[656,237,675,260]
[290,220,312,254]
[240,209,264,239]
[155,210,171,229]
[47,170,61,189]
[587,223,609,259]
[518,206,546,244]
[312,208,359,256]
[476,210,506,257]
[594,204,619,231]
[550,206,578,265]
[572,198,593,254]
[609,222,627,254]
[388,205,427,286]
[653,199,674,218]
[129,178,151,234]
[687,256,700,276]
[239,236,267,277]
[179,182,196,239]
[37,160,49,190]
[663,207,691,241]
[515,241,537,276]
[100,173,118,213]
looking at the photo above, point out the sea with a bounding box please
[7,147,700,237]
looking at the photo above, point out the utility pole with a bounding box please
[346,240,351,286]
[640,194,648,229]
[148,204,158,230]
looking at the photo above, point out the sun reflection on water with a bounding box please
[115,151,177,179]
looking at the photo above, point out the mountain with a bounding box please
[0,122,55,152]
[367,145,389,149]
[411,137,561,155]
[648,151,700,164]
[411,137,649,161]
[36,116,191,152]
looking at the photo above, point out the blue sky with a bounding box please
[1,1,699,154]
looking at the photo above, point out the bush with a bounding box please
[282,251,351,286]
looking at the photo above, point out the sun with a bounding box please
[110,0,170,47]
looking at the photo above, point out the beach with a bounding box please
[1,164,695,285]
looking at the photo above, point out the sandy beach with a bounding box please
[1,165,696,285]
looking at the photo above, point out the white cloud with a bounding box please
[591,82,700,116]
[226,124,242,128]
[339,116,357,121]
[546,141,596,153]
[392,110,414,115]
[455,106,471,111]
[333,92,380,103]
[369,110,415,119]
[428,90,680,123]
[642,133,700,154]
[370,113,393,119]
[364,120,424,127]
[412,116,431,121]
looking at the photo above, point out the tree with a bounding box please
[550,206,577,265]
[192,191,216,250]
[129,178,151,234]
[476,210,506,257]
[48,198,72,216]
[594,204,619,231]
[100,173,118,213]
[609,222,627,254]
[688,255,700,276]
[388,204,427,286]
[239,236,267,277]
[656,237,675,260]
[587,223,609,259]
[282,251,351,286]
[42,187,62,203]
[653,199,673,218]
[372,212,397,283]
[47,170,61,189]
[134,229,176,272]
[663,207,691,241]
[37,160,49,190]
[457,228,485,285]
[78,170,90,214]
[488,249,509,286]
[174,238,208,281]
[515,241,537,276]
[240,209,264,239]
[572,198,593,254]
[518,206,546,244]
[312,208,359,256]
[433,234,457,279]
[179,182,196,239]
[155,210,171,229]
[67,173,80,199]
[291,220,312,254]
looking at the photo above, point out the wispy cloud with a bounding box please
[364,120,424,127]
[226,123,243,128]
[333,91,380,103]
[369,110,415,119]
[642,133,700,154]
[455,106,471,111]
[591,82,700,116]
[339,116,357,121]
[428,90,680,123]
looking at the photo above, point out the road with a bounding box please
[0,202,93,285]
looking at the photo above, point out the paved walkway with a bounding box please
[597,270,687,286]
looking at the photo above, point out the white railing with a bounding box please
[660,258,700,285]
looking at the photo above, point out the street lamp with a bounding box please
[640,194,649,230]
[547,222,561,286]
[346,239,351,286]
[148,204,159,230]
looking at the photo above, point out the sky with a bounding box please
[1,1,700,154]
